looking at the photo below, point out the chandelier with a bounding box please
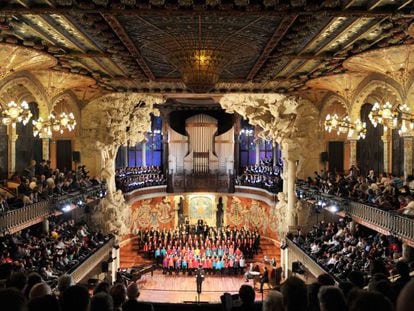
[368,101,414,135]
[169,48,231,93]
[1,101,32,128]
[324,114,367,139]
[32,111,76,137]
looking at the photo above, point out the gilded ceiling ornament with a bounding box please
[0,44,56,80]
[32,70,96,100]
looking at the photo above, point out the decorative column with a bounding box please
[287,159,297,230]
[255,142,260,165]
[403,136,413,179]
[282,158,288,194]
[7,126,18,177]
[383,134,392,173]
[122,146,128,168]
[142,141,147,166]
[40,133,51,161]
[161,111,169,173]
[273,144,278,167]
[234,114,241,175]
[349,139,357,167]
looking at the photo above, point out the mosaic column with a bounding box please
[403,136,413,179]
[382,134,391,173]
[40,133,51,160]
[349,139,357,167]
[7,127,18,177]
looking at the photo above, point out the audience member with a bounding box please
[281,276,308,311]
[90,292,113,311]
[263,290,284,311]
[317,286,347,311]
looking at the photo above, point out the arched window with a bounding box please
[239,119,256,167]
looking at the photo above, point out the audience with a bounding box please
[0,219,111,282]
[289,218,404,284]
[300,167,414,217]
[2,161,101,212]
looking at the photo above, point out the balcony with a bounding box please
[0,185,105,234]
[285,238,337,283]
[68,236,115,283]
[297,186,414,247]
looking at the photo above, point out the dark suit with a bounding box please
[196,268,205,294]
[260,268,269,292]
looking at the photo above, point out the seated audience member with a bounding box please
[317,286,347,311]
[280,277,308,311]
[123,282,154,311]
[231,284,261,311]
[110,283,127,311]
[61,285,90,311]
[397,279,414,311]
[263,290,283,311]
[91,293,114,311]
[349,291,393,311]
[0,288,27,311]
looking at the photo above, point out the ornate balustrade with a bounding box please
[68,236,115,283]
[297,186,414,246]
[0,200,50,234]
[285,238,338,283]
[0,185,105,233]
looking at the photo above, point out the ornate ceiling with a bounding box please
[0,0,413,93]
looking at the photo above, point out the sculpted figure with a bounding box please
[84,93,164,236]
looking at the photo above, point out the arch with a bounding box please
[319,92,349,120]
[51,91,81,123]
[350,78,404,122]
[0,72,50,119]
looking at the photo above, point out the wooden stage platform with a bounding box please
[136,270,269,304]
[120,237,279,303]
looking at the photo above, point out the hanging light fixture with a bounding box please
[368,101,414,134]
[1,100,33,128]
[32,111,76,137]
[324,114,366,140]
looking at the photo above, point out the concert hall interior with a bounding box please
[1,1,414,311]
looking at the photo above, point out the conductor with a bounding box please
[196,265,205,294]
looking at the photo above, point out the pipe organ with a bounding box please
[168,113,234,174]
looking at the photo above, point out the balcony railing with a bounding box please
[0,185,105,233]
[68,236,115,283]
[0,200,50,233]
[297,186,414,245]
[345,201,414,242]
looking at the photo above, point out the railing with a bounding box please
[286,238,339,284]
[0,200,50,233]
[0,185,105,233]
[68,236,115,283]
[297,186,414,245]
[345,201,414,242]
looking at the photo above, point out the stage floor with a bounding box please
[136,270,269,304]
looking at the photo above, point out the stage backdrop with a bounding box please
[129,194,279,241]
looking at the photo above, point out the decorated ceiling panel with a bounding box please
[0,0,412,93]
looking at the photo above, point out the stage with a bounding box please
[135,270,270,304]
